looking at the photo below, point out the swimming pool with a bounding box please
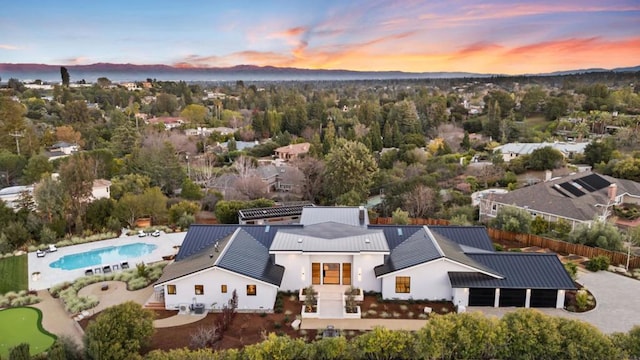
[49,243,158,270]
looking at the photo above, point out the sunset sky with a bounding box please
[1,0,639,74]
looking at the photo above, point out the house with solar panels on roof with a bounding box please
[153,206,575,316]
[479,171,640,230]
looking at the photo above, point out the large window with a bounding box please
[221,284,227,293]
[195,285,204,295]
[167,285,176,295]
[247,284,257,296]
[395,277,410,293]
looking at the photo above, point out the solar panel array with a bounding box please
[551,174,612,198]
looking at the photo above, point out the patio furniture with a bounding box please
[103,266,112,274]
[36,250,46,258]
[121,261,130,269]
[322,325,340,338]
[94,267,102,274]
[112,264,120,271]
[48,244,58,252]
[85,269,94,276]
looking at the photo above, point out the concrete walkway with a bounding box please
[31,290,84,346]
[153,313,207,328]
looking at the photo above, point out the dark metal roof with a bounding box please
[154,233,234,286]
[428,226,495,252]
[217,229,285,286]
[238,203,314,221]
[449,253,577,290]
[374,228,442,276]
[429,229,502,276]
[300,206,369,227]
[176,224,300,261]
[367,225,423,250]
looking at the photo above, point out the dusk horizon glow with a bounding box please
[2,0,639,75]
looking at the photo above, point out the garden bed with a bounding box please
[360,294,455,319]
[564,282,596,313]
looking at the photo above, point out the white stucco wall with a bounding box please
[380,259,480,300]
[352,253,385,292]
[275,253,309,291]
[452,287,468,308]
[159,267,278,311]
[275,252,385,291]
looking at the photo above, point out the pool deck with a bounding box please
[28,231,186,290]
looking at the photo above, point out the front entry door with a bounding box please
[323,263,340,284]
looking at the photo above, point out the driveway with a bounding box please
[473,270,640,334]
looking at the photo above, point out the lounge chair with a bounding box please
[112,264,120,271]
[103,266,112,274]
[36,250,46,258]
[48,244,58,252]
[94,267,102,274]
[85,269,94,276]
[121,261,130,269]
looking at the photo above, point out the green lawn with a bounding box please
[0,307,56,357]
[0,254,28,294]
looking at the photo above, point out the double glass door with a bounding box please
[312,262,351,285]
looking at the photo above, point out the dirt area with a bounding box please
[360,294,455,319]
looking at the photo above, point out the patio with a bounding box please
[28,232,186,290]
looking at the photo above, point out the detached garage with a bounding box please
[449,253,576,309]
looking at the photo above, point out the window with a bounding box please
[221,284,227,293]
[195,285,204,295]
[395,277,410,293]
[167,285,176,295]
[247,284,257,296]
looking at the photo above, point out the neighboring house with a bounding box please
[91,179,112,200]
[238,203,314,225]
[274,143,310,161]
[49,141,79,154]
[494,142,588,162]
[0,185,34,210]
[154,206,574,315]
[479,172,640,229]
[146,117,186,130]
[255,164,304,194]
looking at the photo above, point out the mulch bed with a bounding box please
[564,282,596,313]
[360,295,455,319]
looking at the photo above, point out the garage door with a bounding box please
[468,288,495,306]
[530,289,557,308]
[499,289,526,307]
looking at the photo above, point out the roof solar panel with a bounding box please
[558,182,585,197]
[574,178,597,192]
[579,173,611,191]
[551,185,571,198]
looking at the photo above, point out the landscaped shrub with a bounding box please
[586,255,610,272]
[564,262,578,280]
[493,243,504,251]
[575,289,590,311]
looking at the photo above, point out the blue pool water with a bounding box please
[49,243,158,270]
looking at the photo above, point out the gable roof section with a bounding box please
[217,229,284,286]
[428,226,495,252]
[367,225,423,250]
[449,253,576,289]
[176,224,299,261]
[491,172,640,221]
[155,231,235,286]
[375,227,502,277]
[270,222,388,252]
[300,206,369,227]
[374,228,442,276]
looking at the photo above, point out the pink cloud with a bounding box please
[0,44,19,50]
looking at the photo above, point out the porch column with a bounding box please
[556,290,565,308]
[494,288,500,308]
[525,289,531,308]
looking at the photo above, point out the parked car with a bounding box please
[151,230,161,237]
[138,230,147,237]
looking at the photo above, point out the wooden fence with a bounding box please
[371,217,640,269]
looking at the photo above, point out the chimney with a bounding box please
[358,206,365,225]
[608,183,617,201]
[544,170,552,182]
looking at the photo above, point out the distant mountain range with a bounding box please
[0,63,638,82]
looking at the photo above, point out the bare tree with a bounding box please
[293,157,326,203]
[404,185,437,218]
[234,175,269,200]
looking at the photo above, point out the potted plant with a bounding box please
[344,286,363,301]
[301,286,319,318]
[343,291,361,318]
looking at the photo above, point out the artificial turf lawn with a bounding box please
[0,254,28,294]
[0,307,56,357]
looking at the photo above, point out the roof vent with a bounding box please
[297,238,303,243]
[214,241,219,252]
[209,254,214,259]
[364,238,370,244]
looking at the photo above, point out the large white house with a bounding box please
[154,207,575,316]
